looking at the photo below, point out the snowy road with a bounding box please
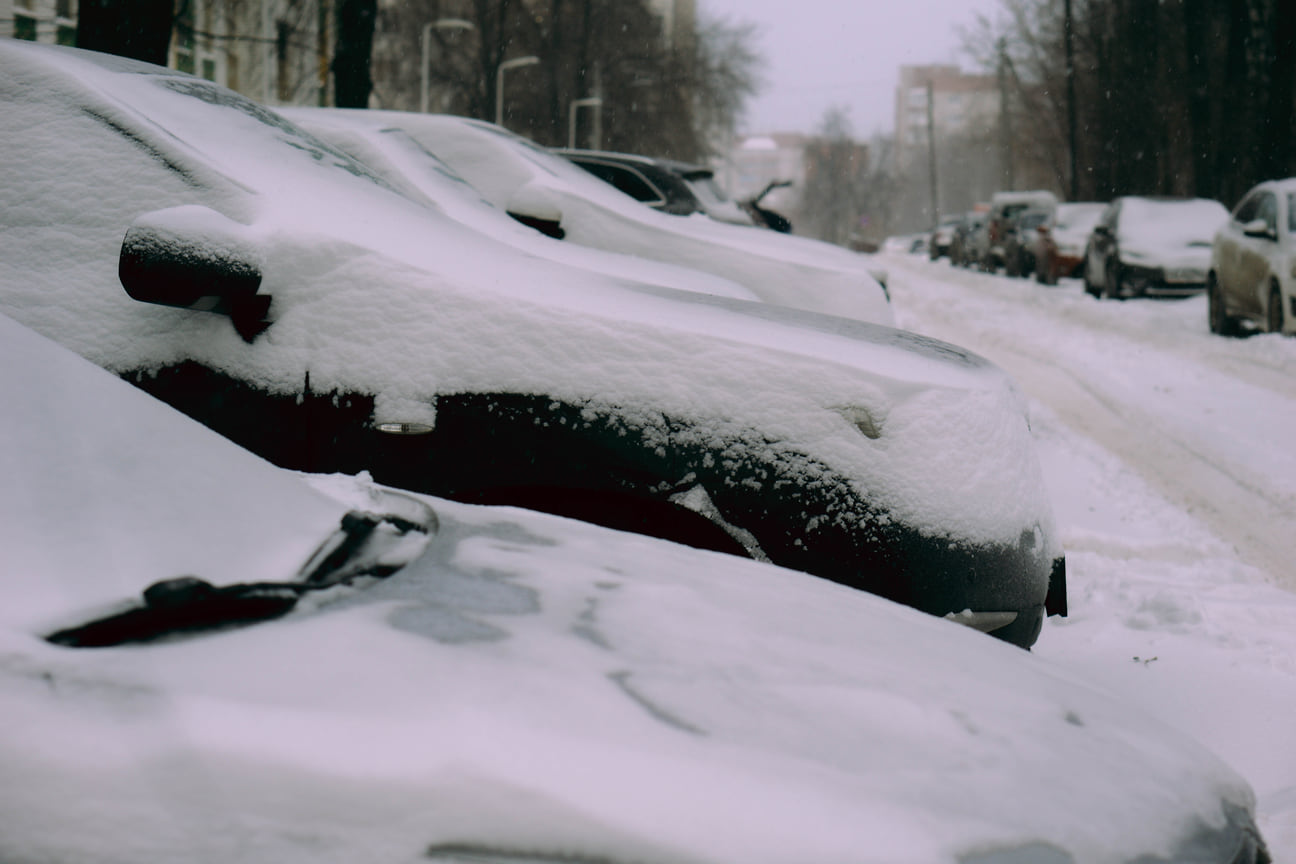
[884,252,1296,860]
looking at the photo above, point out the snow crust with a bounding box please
[0,41,1052,550]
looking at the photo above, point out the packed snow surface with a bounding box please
[886,251,1296,860]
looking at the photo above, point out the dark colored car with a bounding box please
[1003,207,1052,278]
[553,147,755,226]
[1083,196,1230,299]
[949,211,987,267]
[927,214,963,260]
[0,41,1065,648]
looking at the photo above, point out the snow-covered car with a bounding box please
[350,111,893,323]
[0,313,1272,864]
[276,108,759,303]
[0,41,1063,648]
[1084,197,1230,299]
[927,213,963,260]
[983,190,1058,272]
[1208,178,1296,336]
[1033,202,1106,285]
[553,147,756,226]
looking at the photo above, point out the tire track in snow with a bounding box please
[884,255,1296,588]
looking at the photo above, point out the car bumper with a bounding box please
[1121,262,1208,297]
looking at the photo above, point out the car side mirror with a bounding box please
[119,206,271,342]
[506,182,566,239]
[1241,218,1275,240]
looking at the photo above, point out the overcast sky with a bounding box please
[699,0,1003,139]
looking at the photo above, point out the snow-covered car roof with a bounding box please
[1117,197,1230,249]
[362,112,894,325]
[0,316,1266,864]
[277,107,760,302]
[0,41,1060,647]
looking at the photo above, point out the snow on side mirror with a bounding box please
[506,182,566,239]
[1241,218,1275,240]
[119,206,271,342]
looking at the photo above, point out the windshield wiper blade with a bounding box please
[47,503,434,648]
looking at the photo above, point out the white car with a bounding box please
[328,111,894,325]
[1208,177,1296,336]
[0,41,1062,647]
[276,108,760,304]
[0,313,1271,864]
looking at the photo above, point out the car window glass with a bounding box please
[1233,192,1260,224]
[1256,192,1278,232]
[1288,193,1296,234]
[578,162,666,205]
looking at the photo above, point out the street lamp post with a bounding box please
[495,55,539,126]
[567,96,603,149]
[421,18,473,114]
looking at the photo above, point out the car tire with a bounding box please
[1102,262,1123,300]
[1208,273,1236,336]
[1082,255,1100,296]
[1268,281,1286,335]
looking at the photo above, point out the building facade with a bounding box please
[3,0,331,106]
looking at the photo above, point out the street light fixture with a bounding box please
[495,55,540,127]
[421,18,474,114]
[567,96,602,149]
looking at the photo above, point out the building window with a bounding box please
[14,12,37,40]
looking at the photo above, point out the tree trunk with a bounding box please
[76,0,174,65]
[334,0,377,108]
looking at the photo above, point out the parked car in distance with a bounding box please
[1,317,1269,864]
[1034,202,1107,285]
[949,210,988,268]
[983,190,1058,272]
[553,147,755,227]
[1208,177,1296,336]
[1084,196,1230,299]
[0,41,1065,647]
[1002,207,1052,278]
[927,213,963,260]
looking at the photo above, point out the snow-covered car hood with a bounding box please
[0,41,1051,553]
[1050,204,1106,256]
[0,315,1262,863]
[368,113,894,326]
[277,107,760,303]
[1117,199,1229,268]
